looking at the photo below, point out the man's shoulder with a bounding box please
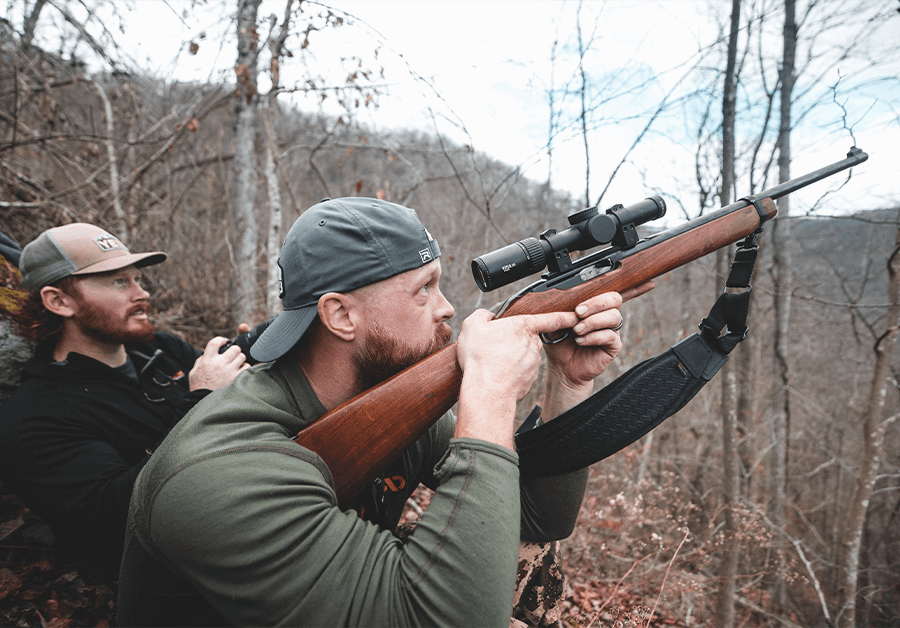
[151,362,315,464]
[0,366,87,456]
[1,357,80,411]
[194,357,322,427]
[134,364,331,500]
[188,360,302,425]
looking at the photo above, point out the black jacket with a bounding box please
[0,332,208,563]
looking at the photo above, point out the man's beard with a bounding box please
[353,321,453,392]
[74,300,156,345]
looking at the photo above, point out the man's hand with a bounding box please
[188,336,250,391]
[542,281,655,418]
[544,292,624,388]
[454,308,580,449]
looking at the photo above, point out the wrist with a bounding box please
[542,364,594,420]
[547,362,594,395]
[454,374,518,450]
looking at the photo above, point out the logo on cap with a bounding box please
[94,233,125,253]
[420,227,436,263]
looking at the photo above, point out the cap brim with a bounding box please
[70,251,167,276]
[249,305,319,362]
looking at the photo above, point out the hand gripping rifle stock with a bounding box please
[293,147,868,509]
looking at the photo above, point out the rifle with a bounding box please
[293,147,869,509]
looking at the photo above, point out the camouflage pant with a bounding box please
[510,540,565,628]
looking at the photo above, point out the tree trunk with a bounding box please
[714,2,742,625]
[576,6,590,208]
[263,107,283,316]
[261,0,294,319]
[771,0,796,612]
[836,220,900,628]
[22,0,48,53]
[92,80,127,239]
[717,367,741,628]
[233,0,263,324]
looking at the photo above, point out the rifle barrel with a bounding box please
[748,147,868,203]
[615,146,868,260]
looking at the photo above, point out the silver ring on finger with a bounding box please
[611,317,624,332]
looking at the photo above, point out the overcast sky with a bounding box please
[44,0,900,220]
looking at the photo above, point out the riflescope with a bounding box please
[472,196,666,292]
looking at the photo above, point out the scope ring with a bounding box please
[540,330,570,345]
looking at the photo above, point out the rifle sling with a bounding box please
[516,230,762,477]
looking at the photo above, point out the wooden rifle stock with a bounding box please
[294,140,868,510]
[295,198,775,508]
[294,344,462,508]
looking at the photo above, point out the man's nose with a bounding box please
[437,292,454,322]
[132,281,150,300]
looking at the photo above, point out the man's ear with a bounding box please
[40,286,77,318]
[317,292,360,342]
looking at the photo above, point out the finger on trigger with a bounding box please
[528,310,578,336]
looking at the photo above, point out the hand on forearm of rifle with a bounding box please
[541,281,655,420]
[455,308,581,450]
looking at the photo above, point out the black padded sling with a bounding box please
[516,227,762,477]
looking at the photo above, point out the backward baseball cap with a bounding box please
[19,223,167,292]
[250,197,441,363]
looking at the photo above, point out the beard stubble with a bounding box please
[73,298,156,345]
[353,321,453,392]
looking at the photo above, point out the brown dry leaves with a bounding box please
[0,493,116,627]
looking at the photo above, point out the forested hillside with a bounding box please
[554,209,899,626]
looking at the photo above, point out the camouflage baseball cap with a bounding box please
[19,223,167,292]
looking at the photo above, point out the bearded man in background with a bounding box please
[0,223,249,568]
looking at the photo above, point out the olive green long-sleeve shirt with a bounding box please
[118,356,587,627]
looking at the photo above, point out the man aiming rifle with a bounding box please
[117,146,868,626]
[117,197,653,627]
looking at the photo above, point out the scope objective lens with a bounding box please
[471,237,547,291]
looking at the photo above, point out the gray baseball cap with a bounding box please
[250,197,441,362]
[19,223,167,292]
